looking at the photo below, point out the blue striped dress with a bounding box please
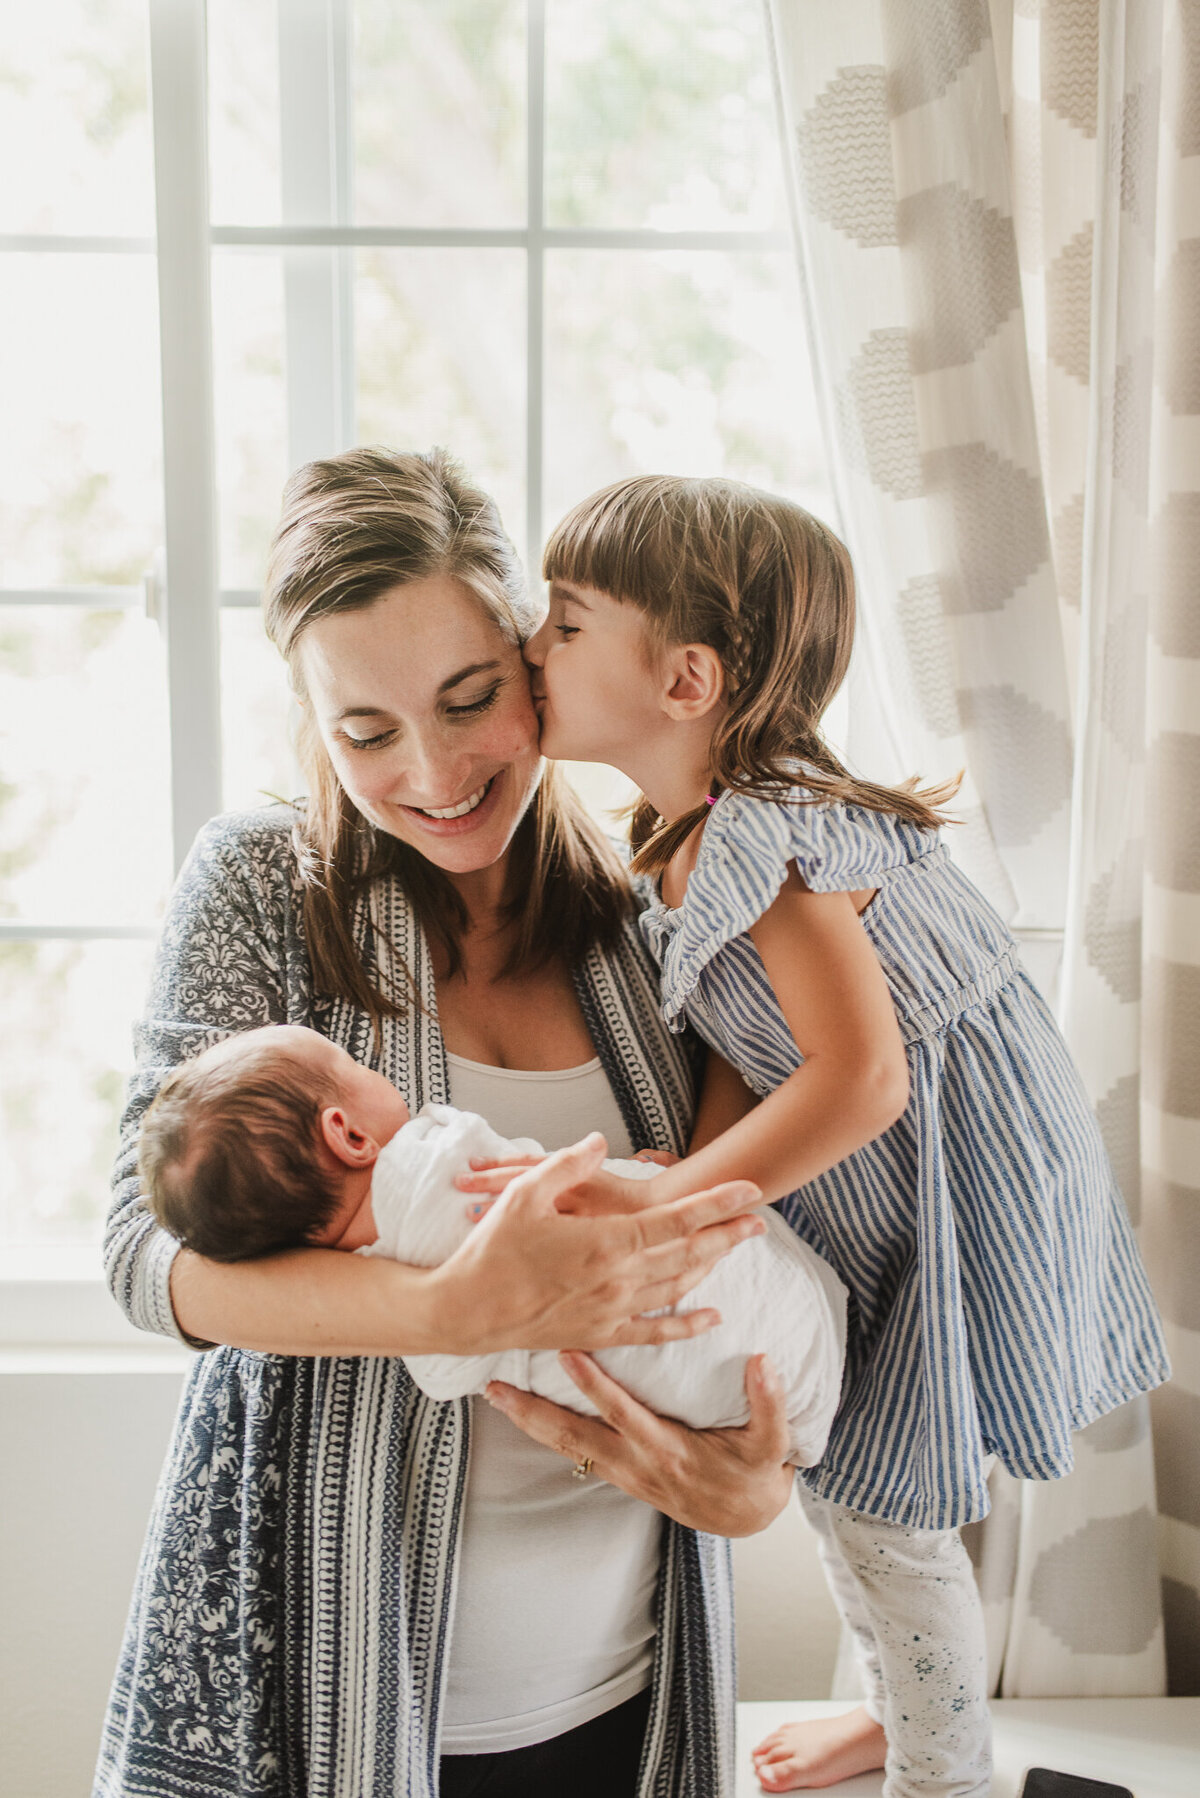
[638,787,1169,1531]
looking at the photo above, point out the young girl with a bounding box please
[512,475,1169,1797]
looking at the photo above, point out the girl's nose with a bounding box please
[524,619,550,667]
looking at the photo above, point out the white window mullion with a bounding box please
[526,0,546,566]
[279,0,355,470]
[148,0,222,874]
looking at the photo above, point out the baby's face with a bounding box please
[212,1025,411,1148]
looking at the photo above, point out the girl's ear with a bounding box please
[661,643,726,719]
[319,1106,381,1169]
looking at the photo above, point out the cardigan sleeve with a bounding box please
[103,810,296,1341]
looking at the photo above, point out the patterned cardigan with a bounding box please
[94,809,736,1798]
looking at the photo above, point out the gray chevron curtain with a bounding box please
[765,0,1200,1695]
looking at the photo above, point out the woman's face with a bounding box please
[297,574,543,879]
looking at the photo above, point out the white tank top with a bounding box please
[439,1053,663,1755]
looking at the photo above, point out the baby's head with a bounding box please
[139,1025,409,1260]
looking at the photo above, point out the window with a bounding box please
[1,0,831,1282]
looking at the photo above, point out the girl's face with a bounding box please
[297,574,544,879]
[525,580,664,768]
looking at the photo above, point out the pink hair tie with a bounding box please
[703,793,718,806]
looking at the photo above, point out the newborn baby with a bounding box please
[141,1024,846,1465]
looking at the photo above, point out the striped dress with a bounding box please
[639,786,1169,1532]
[94,809,735,1798]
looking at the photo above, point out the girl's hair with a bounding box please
[264,446,629,1028]
[543,474,959,874]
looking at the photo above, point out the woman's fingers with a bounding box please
[740,1354,792,1463]
[484,1381,618,1473]
[634,1181,763,1248]
[604,1307,723,1346]
[556,1351,664,1440]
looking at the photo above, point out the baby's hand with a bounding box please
[632,1149,680,1168]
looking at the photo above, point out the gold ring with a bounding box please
[571,1457,593,1481]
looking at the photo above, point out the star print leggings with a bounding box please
[798,1490,992,1798]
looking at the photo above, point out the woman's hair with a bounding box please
[139,1041,342,1261]
[543,474,959,874]
[263,446,630,1027]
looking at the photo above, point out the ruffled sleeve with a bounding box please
[642,787,900,1031]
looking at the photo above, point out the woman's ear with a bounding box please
[319,1106,381,1170]
[661,643,725,720]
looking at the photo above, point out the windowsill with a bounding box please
[0,1344,191,1375]
[0,1257,184,1354]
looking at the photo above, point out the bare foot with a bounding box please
[751,1705,887,1791]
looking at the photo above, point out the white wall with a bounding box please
[0,1363,840,1798]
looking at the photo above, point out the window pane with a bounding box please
[545,0,785,230]
[0,256,162,588]
[354,0,525,227]
[0,608,172,926]
[357,249,526,562]
[0,1,154,236]
[207,0,283,226]
[0,937,154,1249]
[212,251,288,591]
[221,608,304,816]
[543,250,832,533]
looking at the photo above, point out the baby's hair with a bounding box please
[139,1038,343,1262]
[543,474,959,874]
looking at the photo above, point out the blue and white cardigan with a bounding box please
[95,809,735,1798]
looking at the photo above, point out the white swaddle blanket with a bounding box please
[358,1104,847,1466]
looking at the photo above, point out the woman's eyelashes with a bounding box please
[339,684,505,749]
[446,682,504,717]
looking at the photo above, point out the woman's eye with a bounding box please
[446,685,501,717]
[343,729,395,751]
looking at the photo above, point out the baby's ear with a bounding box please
[319,1106,380,1168]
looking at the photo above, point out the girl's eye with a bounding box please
[555,624,579,640]
[446,685,502,718]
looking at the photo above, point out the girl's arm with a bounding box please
[639,867,909,1209]
[689,1049,760,1151]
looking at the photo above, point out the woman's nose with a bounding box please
[399,726,466,802]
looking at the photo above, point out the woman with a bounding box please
[95,448,794,1798]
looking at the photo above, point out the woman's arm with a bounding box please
[171,1136,768,1356]
[110,817,765,1356]
[486,1351,794,1537]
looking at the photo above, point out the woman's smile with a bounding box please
[398,771,504,835]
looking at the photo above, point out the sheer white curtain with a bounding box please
[766,0,1200,1696]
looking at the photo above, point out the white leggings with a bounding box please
[797,1488,992,1798]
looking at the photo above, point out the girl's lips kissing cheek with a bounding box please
[397,772,503,835]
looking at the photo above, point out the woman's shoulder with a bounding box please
[172,804,306,932]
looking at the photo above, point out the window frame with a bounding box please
[1,0,791,1310]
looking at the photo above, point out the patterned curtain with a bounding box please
[765,0,1200,1696]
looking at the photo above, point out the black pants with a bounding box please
[438,1688,652,1798]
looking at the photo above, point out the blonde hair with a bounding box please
[543,474,958,874]
[264,446,629,1026]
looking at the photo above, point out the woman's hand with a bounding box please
[484,1350,794,1537]
[437,1131,764,1355]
